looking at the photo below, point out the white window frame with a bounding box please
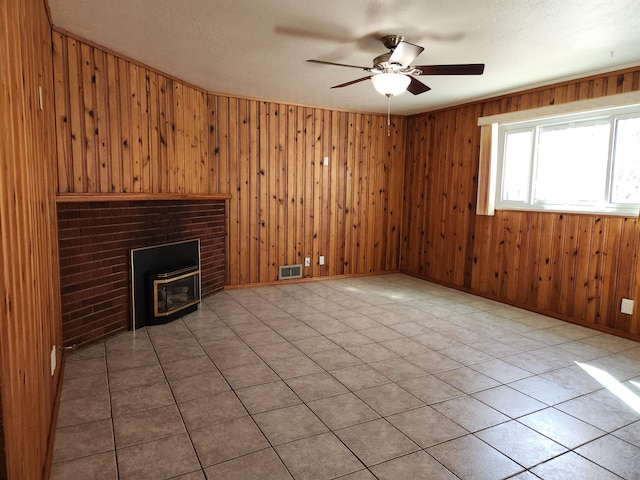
[477,91,640,217]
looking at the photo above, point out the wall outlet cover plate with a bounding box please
[621,298,634,315]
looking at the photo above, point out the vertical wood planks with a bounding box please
[343,113,355,274]
[248,100,259,283]
[67,38,84,191]
[321,110,331,276]
[107,53,122,192]
[302,107,314,275]
[52,32,72,193]
[238,99,250,284]
[329,110,340,275]
[404,66,640,338]
[81,42,96,192]
[173,81,184,193]
[147,72,159,192]
[1,0,63,476]
[94,48,110,193]
[270,103,281,279]
[287,106,299,269]
[52,33,212,195]
[387,116,406,271]
[118,57,132,192]
[315,107,323,276]
[207,96,406,285]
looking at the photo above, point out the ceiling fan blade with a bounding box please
[307,59,370,71]
[388,41,424,67]
[414,64,485,75]
[406,77,431,95]
[331,76,372,89]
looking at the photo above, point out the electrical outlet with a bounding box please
[304,257,311,267]
[50,345,56,376]
[621,298,634,315]
[319,255,325,265]
[323,156,329,166]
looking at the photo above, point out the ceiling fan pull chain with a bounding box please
[386,94,391,136]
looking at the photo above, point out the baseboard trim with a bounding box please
[42,348,67,480]
[223,271,400,290]
[401,271,640,343]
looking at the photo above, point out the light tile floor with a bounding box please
[51,274,640,479]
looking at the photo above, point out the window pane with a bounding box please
[534,121,610,205]
[502,130,532,201]
[612,117,640,204]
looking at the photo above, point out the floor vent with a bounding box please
[279,264,302,280]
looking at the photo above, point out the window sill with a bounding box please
[493,205,640,218]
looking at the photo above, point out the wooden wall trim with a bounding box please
[628,213,640,332]
[43,0,52,26]
[42,349,66,480]
[403,272,640,342]
[0,398,4,480]
[223,270,400,290]
[56,192,231,202]
[476,123,497,216]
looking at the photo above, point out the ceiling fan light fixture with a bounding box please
[371,73,410,96]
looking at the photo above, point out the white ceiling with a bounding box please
[49,0,640,116]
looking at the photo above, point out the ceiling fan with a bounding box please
[307,34,485,97]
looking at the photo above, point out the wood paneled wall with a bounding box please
[0,0,63,477]
[52,33,212,195]
[52,32,407,286]
[402,68,640,338]
[210,96,406,284]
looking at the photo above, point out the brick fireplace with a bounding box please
[57,200,226,349]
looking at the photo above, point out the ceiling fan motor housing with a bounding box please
[373,53,422,75]
[373,35,405,72]
[372,52,395,72]
[381,34,404,50]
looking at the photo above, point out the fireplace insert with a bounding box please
[131,239,201,329]
[147,264,200,324]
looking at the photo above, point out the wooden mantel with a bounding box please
[56,193,231,203]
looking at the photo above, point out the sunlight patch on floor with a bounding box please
[576,361,640,414]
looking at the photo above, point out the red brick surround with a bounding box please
[57,200,226,348]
